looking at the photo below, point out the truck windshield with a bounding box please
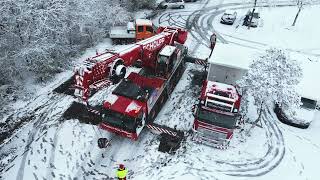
[196,107,237,129]
[102,109,136,133]
[113,79,150,102]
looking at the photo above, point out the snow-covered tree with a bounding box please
[120,0,156,11]
[0,0,131,83]
[0,0,134,110]
[237,48,302,128]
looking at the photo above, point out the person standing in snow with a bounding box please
[116,164,128,180]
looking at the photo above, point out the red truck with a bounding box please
[192,80,242,149]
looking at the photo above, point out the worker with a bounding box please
[210,33,217,50]
[209,33,217,58]
[116,164,128,180]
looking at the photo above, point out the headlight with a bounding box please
[200,100,205,104]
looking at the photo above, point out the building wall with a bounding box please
[207,64,248,85]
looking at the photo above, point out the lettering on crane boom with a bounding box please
[144,37,165,51]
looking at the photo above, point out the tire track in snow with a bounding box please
[15,94,68,180]
[218,108,285,176]
[45,124,63,180]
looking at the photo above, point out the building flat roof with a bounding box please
[208,44,260,70]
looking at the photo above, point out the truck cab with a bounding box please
[110,19,157,44]
[192,80,242,148]
[135,19,156,41]
[99,72,166,140]
[99,43,187,141]
[156,45,178,78]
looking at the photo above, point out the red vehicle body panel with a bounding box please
[110,97,144,118]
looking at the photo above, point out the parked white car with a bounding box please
[159,0,185,9]
[220,10,237,25]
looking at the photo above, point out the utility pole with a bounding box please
[248,0,258,29]
[292,0,303,26]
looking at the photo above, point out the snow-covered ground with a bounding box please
[1,0,320,180]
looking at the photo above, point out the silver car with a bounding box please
[220,10,237,25]
[159,0,185,9]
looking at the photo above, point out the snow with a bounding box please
[2,1,320,180]
[135,19,153,26]
[90,52,114,63]
[206,81,239,100]
[159,45,176,57]
[209,4,320,102]
[127,21,135,31]
[105,93,118,105]
[110,26,136,39]
[224,10,236,15]
[125,101,142,113]
[296,57,320,102]
[290,107,316,124]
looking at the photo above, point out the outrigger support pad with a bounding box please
[158,131,185,154]
[98,138,111,149]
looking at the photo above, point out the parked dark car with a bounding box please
[243,10,260,27]
[220,11,237,25]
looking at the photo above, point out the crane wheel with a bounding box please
[110,58,127,84]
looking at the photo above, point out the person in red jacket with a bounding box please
[116,164,128,180]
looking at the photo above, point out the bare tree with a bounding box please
[248,0,258,29]
[292,0,304,26]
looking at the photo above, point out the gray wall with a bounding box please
[207,64,248,85]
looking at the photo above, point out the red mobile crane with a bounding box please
[99,44,187,141]
[61,26,189,153]
[54,27,187,102]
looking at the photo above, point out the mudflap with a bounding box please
[158,131,184,154]
[63,102,102,125]
[53,76,75,95]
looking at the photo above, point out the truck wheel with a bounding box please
[163,5,168,9]
[180,5,184,9]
